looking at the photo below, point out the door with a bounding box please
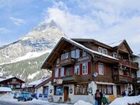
[43,86,48,98]
[64,86,69,102]
[117,85,121,95]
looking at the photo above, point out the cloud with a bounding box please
[43,0,140,54]
[10,17,26,26]
[0,27,10,34]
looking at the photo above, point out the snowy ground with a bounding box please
[110,95,140,105]
[0,93,140,105]
[0,93,72,105]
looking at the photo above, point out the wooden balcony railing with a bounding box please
[119,75,132,83]
[60,58,75,66]
[62,75,92,83]
[113,74,135,83]
[119,60,138,69]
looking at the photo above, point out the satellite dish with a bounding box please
[93,72,98,77]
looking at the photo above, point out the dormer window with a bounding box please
[98,47,108,55]
[103,49,108,55]
[98,47,102,53]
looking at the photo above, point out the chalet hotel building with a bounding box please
[42,37,138,103]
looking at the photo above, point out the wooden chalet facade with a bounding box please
[42,37,138,103]
[0,76,25,90]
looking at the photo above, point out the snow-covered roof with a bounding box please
[27,76,51,88]
[0,76,14,82]
[109,40,123,47]
[0,87,12,92]
[42,37,119,69]
[0,76,24,83]
[64,37,118,60]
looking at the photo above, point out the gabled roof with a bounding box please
[0,76,25,83]
[72,38,113,50]
[27,77,51,89]
[118,40,133,54]
[42,37,119,69]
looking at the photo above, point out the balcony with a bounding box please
[113,75,133,83]
[119,60,138,69]
[62,75,92,83]
[60,58,75,67]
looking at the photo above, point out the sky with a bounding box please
[0,0,140,54]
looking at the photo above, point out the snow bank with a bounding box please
[74,100,92,105]
[0,87,12,92]
[110,96,140,105]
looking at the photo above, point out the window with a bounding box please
[61,52,69,60]
[54,86,63,95]
[113,52,118,58]
[74,65,80,75]
[82,51,87,57]
[98,47,102,53]
[60,67,64,77]
[98,63,104,75]
[82,63,88,75]
[71,49,80,58]
[97,85,113,95]
[65,67,72,76]
[98,47,108,55]
[55,68,59,78]
[71,50,75,58]
[103,49,108,55]
[16,85,20,88]
[56,58,60,64]
[75,49,80,58]
[74,84,88,95]
[12,79,16,82]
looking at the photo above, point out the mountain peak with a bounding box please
[33,20,60,31]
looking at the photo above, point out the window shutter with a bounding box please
[88,62,91,74]
[80,64,82,75]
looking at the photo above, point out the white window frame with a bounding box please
[98,62,104,75]
[71,50,76,58]
[98,47,102,53]
[82,62,88,75]
[75,49,80,58]
[74,65,80,75]
[103,49,108,55]
[55,68,59,78]
[113,52,118,58]
[61,52,69,60]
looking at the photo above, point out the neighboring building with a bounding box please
[133,55,140,94]
[0,87,12,94]
[41,37,138,103]
[0,76,25,91]
[26,77,52,98]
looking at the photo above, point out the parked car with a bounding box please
[13,92,20,99]
[17,92,33,101]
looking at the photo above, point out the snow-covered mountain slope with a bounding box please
[0,20,66,81]
[0,20,65,64]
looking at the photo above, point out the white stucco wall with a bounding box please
[51,81,117,103]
